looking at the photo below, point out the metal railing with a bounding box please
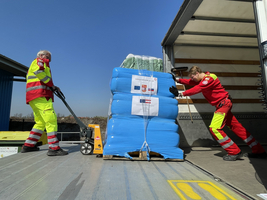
[57,132,81,142]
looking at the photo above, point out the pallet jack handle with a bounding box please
[52,88,92,138]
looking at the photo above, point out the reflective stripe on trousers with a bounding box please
[217,136,235,149]
[25,128,43,147]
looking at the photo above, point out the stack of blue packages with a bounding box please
[103,66,184,160]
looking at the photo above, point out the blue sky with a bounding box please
[1,0,183,117]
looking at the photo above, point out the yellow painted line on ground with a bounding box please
[198,183,227,200]
[176,182,201,199]
[167,180,237,200]
[167,180,187,200]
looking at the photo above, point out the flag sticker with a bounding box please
[140,99,151,104]
[134,86,140,90]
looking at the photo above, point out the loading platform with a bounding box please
[1,143,265,199]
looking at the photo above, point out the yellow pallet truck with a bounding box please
[82,124,103,155]
[53,89,103,155]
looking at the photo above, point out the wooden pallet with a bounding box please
[103,151,184,161]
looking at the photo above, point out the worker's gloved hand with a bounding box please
[169,86,184,98]
[169,86,179,96]
[52,86,61,92]
[169,73,177,82]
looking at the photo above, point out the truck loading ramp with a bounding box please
[0,143,266,200]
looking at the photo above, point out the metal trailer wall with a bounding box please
[254,0,267,112]
[162,0,267,148]
[0,68,13,131]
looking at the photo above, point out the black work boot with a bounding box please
[21,145,40,153]
[243,152,267,159]
[223,151,243,161]
[47,148,68,156]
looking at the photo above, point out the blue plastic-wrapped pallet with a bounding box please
[104,54,184,160]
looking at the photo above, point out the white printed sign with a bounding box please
[131,96,159,116]
[0,147,18,158]
[131,75,158,95]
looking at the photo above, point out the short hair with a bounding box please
[188,66,203,76]
[37,50,51,58]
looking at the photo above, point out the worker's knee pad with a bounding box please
[209,127,220,135]
[209,127,215,132]
[209,127,226,141]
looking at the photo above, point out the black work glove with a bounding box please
[169,86,179,96]
[169,73,176,81]
[169,86,183,98]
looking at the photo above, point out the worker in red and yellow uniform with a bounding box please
[21,50,68,156]
[169,66,266,161]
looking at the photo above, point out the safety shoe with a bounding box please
[21,145,40,153]
[223,151,243,161]
[243,152,267,159]
[47,148,68,156]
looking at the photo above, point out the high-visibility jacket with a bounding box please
[179,72,229,106]
[26,58,54,104]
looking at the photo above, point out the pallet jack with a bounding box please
[53,89,103,155]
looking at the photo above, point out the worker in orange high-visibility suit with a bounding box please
[21,50,68,156]
[169,66,266,161]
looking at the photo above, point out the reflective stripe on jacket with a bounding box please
[26,58,54,104]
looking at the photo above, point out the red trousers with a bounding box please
[209,98,265,155]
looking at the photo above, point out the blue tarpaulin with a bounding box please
[104,65,183,160]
